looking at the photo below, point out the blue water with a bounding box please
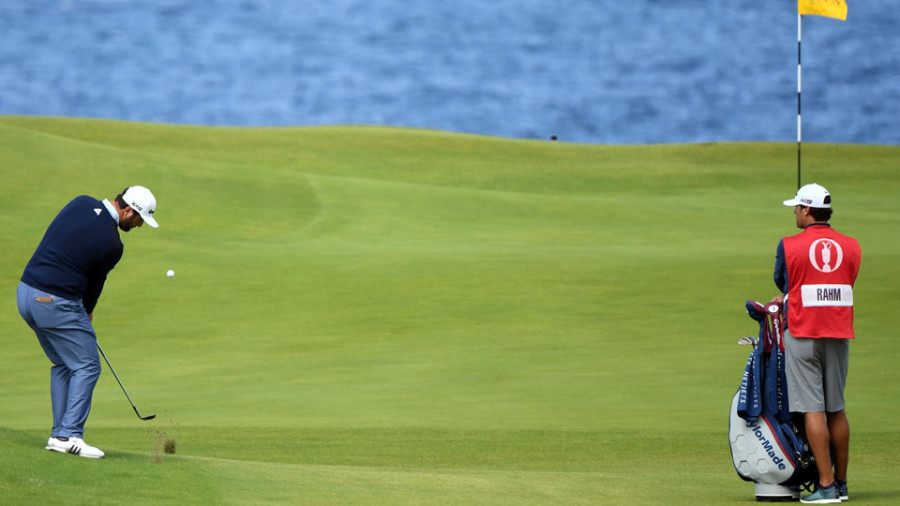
[1,0,898,144]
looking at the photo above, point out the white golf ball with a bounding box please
[166,270,175,278]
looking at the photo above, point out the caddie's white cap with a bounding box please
[122,185,159,228]
[783,183,831,209]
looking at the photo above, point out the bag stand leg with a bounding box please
[754,482,799,502]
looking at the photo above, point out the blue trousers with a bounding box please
[17,281,101,439]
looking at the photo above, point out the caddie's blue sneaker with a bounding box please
[835,480,849,501]
[800,482,840,504]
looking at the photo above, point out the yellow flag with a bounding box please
[798,0,848,20]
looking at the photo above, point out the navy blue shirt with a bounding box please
[774,239,788,295]
[21,196,123,313]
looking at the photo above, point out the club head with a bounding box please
[737,336,759,346]
[133,406,156,421]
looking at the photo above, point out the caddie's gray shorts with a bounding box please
[783,328,849,413]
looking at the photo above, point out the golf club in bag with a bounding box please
[728,300,816,501]
[97,342,156,421]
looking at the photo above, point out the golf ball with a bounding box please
[166,270,175,278]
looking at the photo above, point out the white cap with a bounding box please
[783,183,831,209]
[122,185,159,228]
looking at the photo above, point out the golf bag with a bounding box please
[728,300,817,501]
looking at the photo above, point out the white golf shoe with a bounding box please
[46,436,105,459]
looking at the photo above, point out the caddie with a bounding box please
[771,183,860,504]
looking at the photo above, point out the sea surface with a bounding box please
[1,0,898,144]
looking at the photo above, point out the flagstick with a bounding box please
[797,14,803,190]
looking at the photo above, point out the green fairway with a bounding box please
[1,115,898,504]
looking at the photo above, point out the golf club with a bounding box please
[97,342,156,421]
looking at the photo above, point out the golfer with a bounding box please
[17,186,159,459]
[772,183,860,504]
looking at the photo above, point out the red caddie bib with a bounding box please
[783,225,860,339]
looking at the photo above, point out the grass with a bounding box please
[0,115,898,504]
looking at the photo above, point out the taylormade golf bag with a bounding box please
[728,300,817,501]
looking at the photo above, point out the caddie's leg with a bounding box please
[805,411,835,487]
[827,409,849,482]
[822,338,850,484]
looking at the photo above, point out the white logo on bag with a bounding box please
[808,239,843,273]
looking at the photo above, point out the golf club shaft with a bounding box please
[96,342,156,421]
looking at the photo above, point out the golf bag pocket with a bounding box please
[728,391,816,487]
